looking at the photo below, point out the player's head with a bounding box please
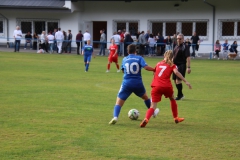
[164,50,174,66]
[87,40,91,45]
[177,33,184,46]
[111,38,115,44]
[127,44,136,55]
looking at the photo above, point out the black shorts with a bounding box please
[172,64,186,80]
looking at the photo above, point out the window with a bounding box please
[166,22,176,36]
[152,22,163,35]
[149,20,208,39]
[117,22,126,32]
[182,22,192,36]
[47,22,58,33]
[196,22,207,36]
[129,22,138,36]
[21,22,32,33]
[222,22,234,36]
[35,21,45,35]
[17,19,59,35]
[114,21,139,36]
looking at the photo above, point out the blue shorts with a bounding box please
[117,83,146,101]
[84,54,92,63]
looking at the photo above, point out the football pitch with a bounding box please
[0,52,239,160]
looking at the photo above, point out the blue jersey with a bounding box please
[121,54,148,85]
[222,43,229,50]
[82,45,93,55]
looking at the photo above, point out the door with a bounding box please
[93,21,107,48]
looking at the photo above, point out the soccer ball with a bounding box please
[128,109,140,120]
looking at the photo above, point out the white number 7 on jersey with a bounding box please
[158,66,167,77]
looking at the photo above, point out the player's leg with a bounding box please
[136,85,159,117]
[113,58,120,72]
[169,95,184,123]
[140,86,161,127]
[106,60,111,72]
[109,84,131,124]
[85,55,91,72]
[174,64,185,100]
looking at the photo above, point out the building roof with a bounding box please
[0,0,67,9]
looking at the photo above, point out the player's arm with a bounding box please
[173,68,192,89]
[144,65,155,71]
[81,48,84,55]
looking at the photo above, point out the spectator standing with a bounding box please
[55,28,64,54]
[52,28,58,52]
[214,40,221,60]
[83,30,91,45]
[148,34,156,57]
[222,40,230,60]
[138,31,147,56]
[40,31,46,52]
[13,26,22,52]
[76,30,83,55]
[62,31,68,53]
[33,32,38,50]
[24,31,32,49]
[120,30,125,56]
[172,34,177,51]
[190,32,200,58]
[165,35,172,51]
[157,33,165,56]
[144,30,150,55]
[173,33,191,100]
[98,29,106,56]
[111,32,121,56]
[47,32,55,53]
[124,32,133,57]
[66,30,72,53]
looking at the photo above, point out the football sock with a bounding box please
[176,83,183,97]
[107,64,110,70]
[86,63,89,71]
[170,99,178,118]
[113,105,121,118]
[144,99,151,109]
[116,64,119,70]
[145,108,154,120]
[85,63,86,66]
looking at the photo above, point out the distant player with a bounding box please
[140,50,192,128]
[106,39,120,73]
[109,44,159,125]
[82,40,93,72]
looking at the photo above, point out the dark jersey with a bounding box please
[173,43,190,65]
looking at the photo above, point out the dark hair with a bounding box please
[68,30,71,32]
[127,44,136,54]
[58,28,61,31]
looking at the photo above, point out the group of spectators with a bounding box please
[13,26,73,54]
[214,39,238,60]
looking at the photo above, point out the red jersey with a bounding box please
[109,44,118,57]
[151,60,177,88]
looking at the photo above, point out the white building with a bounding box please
[0,0,240,53]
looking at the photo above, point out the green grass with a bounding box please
[0,51,240,160]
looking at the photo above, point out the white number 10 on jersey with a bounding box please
[125,62,140,74]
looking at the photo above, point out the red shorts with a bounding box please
[151,86,174,102]
[109,56,118,63]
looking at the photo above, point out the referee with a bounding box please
[172,33,191,100]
